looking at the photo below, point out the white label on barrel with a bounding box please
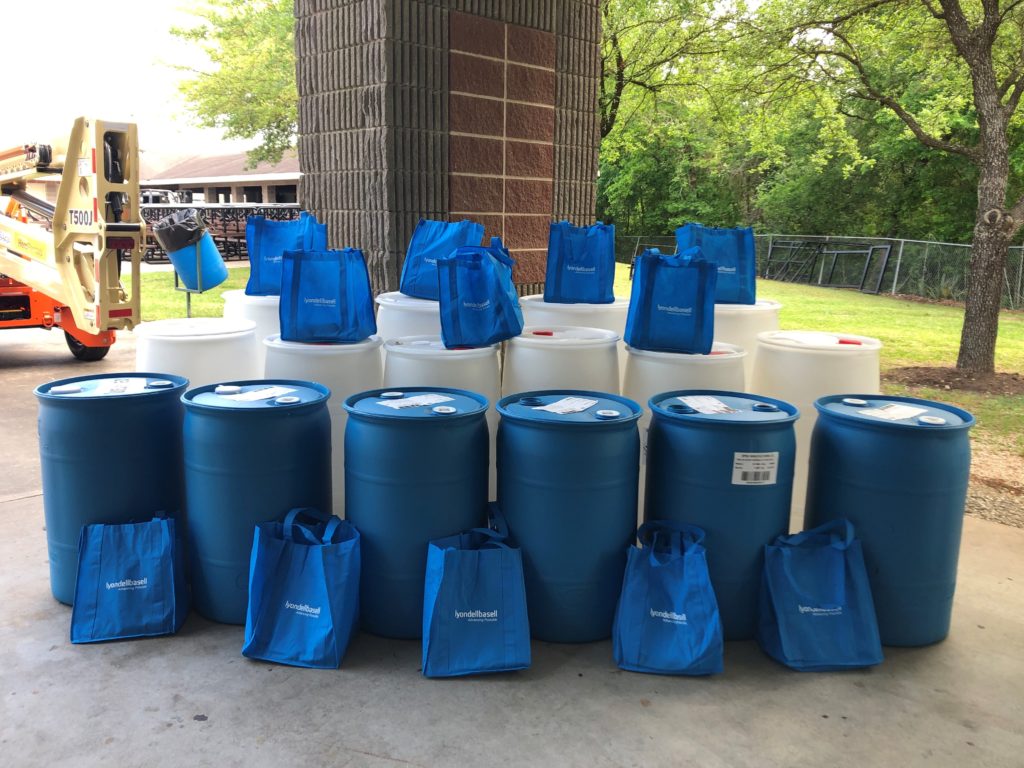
[221,385,296,402]
[677,395,738,414]
[860,403,928,421]
[533,397,598,414]
[94,377,149,396]
[732,452,778,485]
[376,393,454,409]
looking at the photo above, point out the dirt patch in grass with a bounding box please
[884,366,1024,396]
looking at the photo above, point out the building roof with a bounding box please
[141,150,300,186]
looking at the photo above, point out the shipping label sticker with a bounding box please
[731,452,779,486]
[859,403,928,422]
[533,397,598,415]
[95,377,149,396]
[222,385,297,402]
[376,393,455,409]
[678,395,738,414]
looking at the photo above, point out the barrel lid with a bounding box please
[384,335,497,358]
[757,330,882,351]
[35,373,189,400]
[649,390,798,425]
[512,326,619,347]
[343,386,487,420]
[264,333,383,354]
[625,341,746,361]
[374,291,439,311]
[221,289,279,306]
[714,299,782,315]
[497,390,641,426]
[183,379,330,410]
[134,317,257,339]
[815,394,974,430]
[520,294,630,311]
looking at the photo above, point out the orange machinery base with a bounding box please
[0,276,115,348]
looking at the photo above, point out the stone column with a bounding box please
[294,0,601,293]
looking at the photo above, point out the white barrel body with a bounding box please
[383,336,501,499]
[222,290,280,371]
[374,292,442,341]
[519,295,629,385]
[622,342,747,522]
[751,330,882,530]
[503,326,620,396]
[263,334,384,518]
[135,318,260,389]
[713,299,782,386]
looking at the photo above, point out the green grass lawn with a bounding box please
[141,264,1023,451]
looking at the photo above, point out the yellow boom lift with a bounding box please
[0,117,142,360]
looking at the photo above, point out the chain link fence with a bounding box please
[616,233,1024,309]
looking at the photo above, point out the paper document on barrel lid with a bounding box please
[677,395,738,414]
[533,397,598,414]
[860,403,928,421]
[221,386,296,401]
[95,378,150,396]
[376,393,454,409]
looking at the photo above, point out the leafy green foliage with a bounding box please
[173,0,297,166]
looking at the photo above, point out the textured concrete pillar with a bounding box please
[294,0,601,293]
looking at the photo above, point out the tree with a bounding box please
[173,0,297,166]
[744,0,1024,372]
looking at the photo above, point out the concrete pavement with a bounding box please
[1,328,1022,767]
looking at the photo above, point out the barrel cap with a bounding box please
[497,390,641,426]
[383,335,497,357]
[344,386,487,420]
[756,330,882,352]
[35,373,189,400]
[650,390,799,425]
[183,379,330,411]
[815,394,974,430]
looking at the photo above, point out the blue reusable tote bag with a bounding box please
[279,248,377,343]
[675,223,756,305]
[437,238,524,348]
[623,247,716,353]
[422,524,531,678]
[544,221,616,304]
[399,218,485,300]
[757,519,883,672]
[245,211,328,296]
[243,508,361,669]
[70,515,189,644]
[613,521,723,676]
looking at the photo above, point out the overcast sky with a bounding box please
[1,0,254,176]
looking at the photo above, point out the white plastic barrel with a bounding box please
[384,336,501,499]
[134,318,260,388]
[222,290,280,370]
[263,334,384,518]
[623,342,747,521]
[502,326,620,396]
[713,299,782,386]
[751,330,883,530]
[374,292,442,341]
[519,295,629,384]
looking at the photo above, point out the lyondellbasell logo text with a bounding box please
[462,300,490,311]
[303,297,337,306]
[455,609,498,622]
[105,577,148,591]
[718,265,737,274]
[285,601,322,617]
[567,265,596,273]
[656,304,693,316]
[798,605,843,616]
[650,608,687,624]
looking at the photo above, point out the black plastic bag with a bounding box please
[152,208,207,253]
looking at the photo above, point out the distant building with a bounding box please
[140,151,300,204]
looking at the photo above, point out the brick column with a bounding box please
[294,0,601,293]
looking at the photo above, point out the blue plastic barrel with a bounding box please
[183,380,331,624]
[35,373,189,605]
[497,390,640,642]
[168,232,228,292]
[344,387,489,639]
[805,395,974,646]
[645,390,798,640]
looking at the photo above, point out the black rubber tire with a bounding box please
[65,331,111,361]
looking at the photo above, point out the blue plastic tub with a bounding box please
[168,231,228,292]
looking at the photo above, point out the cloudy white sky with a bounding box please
[0,0,254,176]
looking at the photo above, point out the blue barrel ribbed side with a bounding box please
[344,388,488,639]
[36,373,189,605]
[183,381,331,624]
[497,391,640,643]
[645,390,797,640]
[805,395,974,646]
